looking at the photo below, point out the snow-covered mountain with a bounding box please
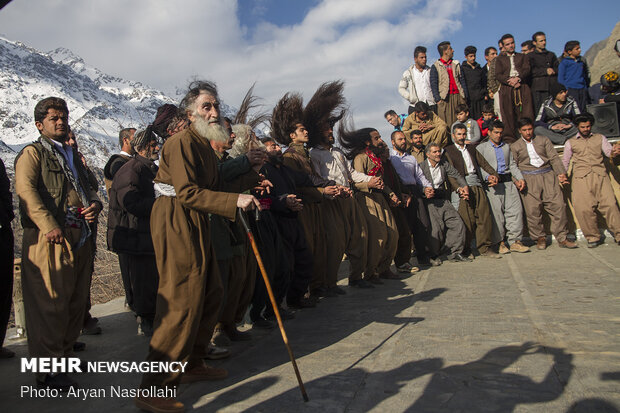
[0,36,234,168]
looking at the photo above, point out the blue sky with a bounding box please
[0,0,618,140]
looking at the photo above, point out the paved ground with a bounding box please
[1,240,620,412]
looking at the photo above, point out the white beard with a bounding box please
[193,116,229,143]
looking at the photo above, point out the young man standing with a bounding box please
[495,34,535,141]
[562,113,620,247]
[558,40,591,112]
[529,31,559,114]
[430,41,469,127]
[15,97,102,391]
[510,118,577,250]
[476,120,530,254]
[462,45,487,120]
[399,46,436,114]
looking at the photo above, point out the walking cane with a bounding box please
[238,209,309,402]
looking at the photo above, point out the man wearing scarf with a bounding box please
[340,128,399,283]
[430,41,469,127]
[15,97,102,391]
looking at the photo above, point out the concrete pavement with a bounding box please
[1,240,619,412]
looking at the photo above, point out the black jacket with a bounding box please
[259,160,323,219]
[462,61,487,101]
[529,49,559,92]
[107,155,158,254]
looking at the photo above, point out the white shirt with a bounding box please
[456,144,476,175]
[508,53,519,78]
[427,159,444,189]
[120,150,133,157]
[51,140,80,183]
[310,145,371,187]
[523,138,545,168]
[412,66,436,105]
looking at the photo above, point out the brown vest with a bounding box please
[569,134,607,178]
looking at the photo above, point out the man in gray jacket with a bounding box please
[399,46,436,114]
[476,120,530,254]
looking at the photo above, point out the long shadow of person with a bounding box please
[567,398,620,413]
[180,287,447,409]
[192,358,444,412]
[408,342,573,412]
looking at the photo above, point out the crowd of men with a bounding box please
[0,31,619,413]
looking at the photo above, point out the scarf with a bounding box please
[440,58,459,94]
[39,137,92,249]
[365,147,383,176]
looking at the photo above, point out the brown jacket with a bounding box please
[15,136,100,234]
[510,135,566,175]
[495,53,531,86]
[443,144,498,189]
[353,152,396,200]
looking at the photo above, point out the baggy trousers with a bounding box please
[250,210,290,321]
[21,226,93,382]
[425,197,466,257]
[355,191,398,277]
[298,202,327,291]
[572,173,620,242]
[486,181,524,245]
[391,206,412,267]
[520,171,569,242]
[277,217,314,303]
[117,253,159,319]
[141,197,223,389]
[323,196,368,284]
[457,185,493,253]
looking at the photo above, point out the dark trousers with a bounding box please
[118,253,133,311]
[532,90,550,115]
[392,207,412,267]
[405,187,433,261]
[251,211,290,320]
[0,225,13,346]
[567,87,590,112]
[277,216,313,304]
[468,97,485,120]
[117,253,159,319]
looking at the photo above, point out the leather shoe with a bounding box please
[180,363,227,383]
[558,239,578,249]
[37,373,78,392]
[252,317,275,330]
[204,345,230,360]
[349,279,375,288]
[369,277,384,285]
[135,396,184,413]
[379,269,402,279]
[73,341,86,352]
[287,297,316,309]
[0,347,15,358]
[536,236,547,250]
[265,307,295,321]
[329,286,347,295]
[587,239,602,248]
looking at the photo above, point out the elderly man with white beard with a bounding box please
[136,81,262,413]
